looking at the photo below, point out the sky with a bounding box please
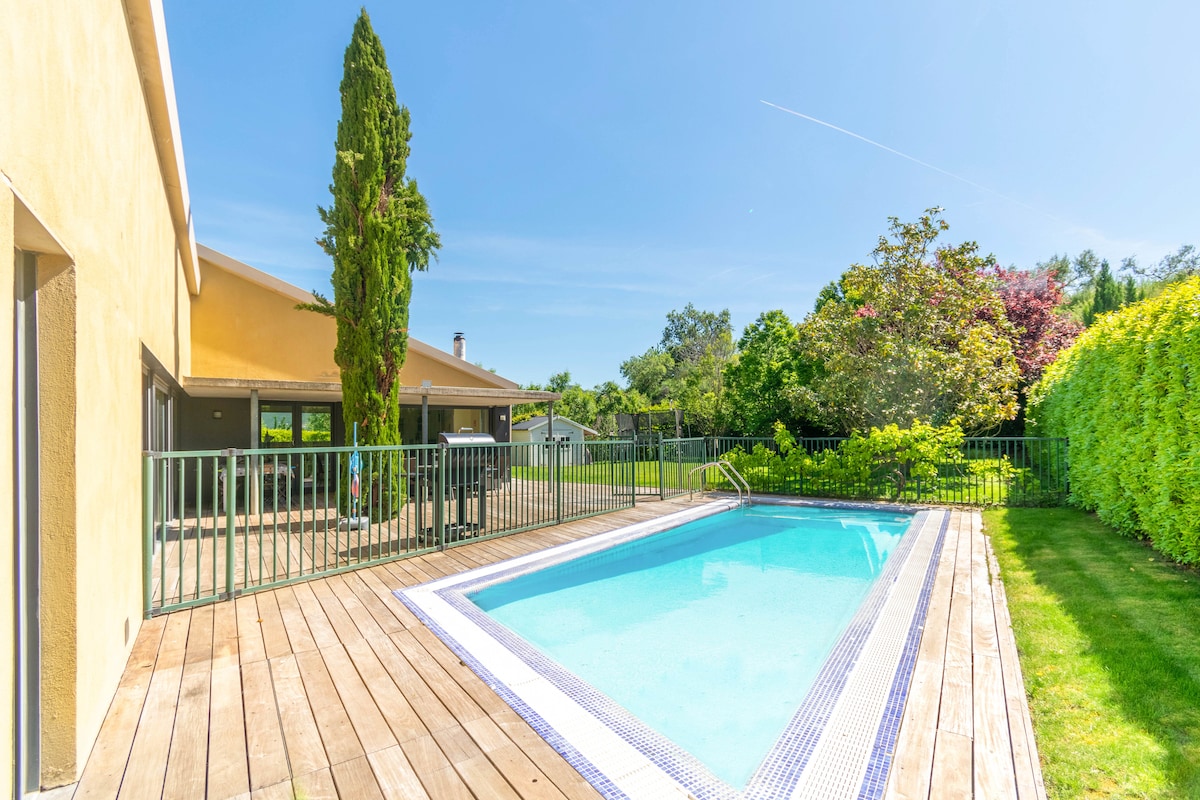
[164,1,1200,388]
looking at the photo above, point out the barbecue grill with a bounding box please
[434,432,496,541]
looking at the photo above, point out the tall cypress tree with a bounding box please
[300,9,440,447]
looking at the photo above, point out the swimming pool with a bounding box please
[397,499,949,800]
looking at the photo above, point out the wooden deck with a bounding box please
[68,500,1044,799]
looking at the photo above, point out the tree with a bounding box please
[991,266,1081,388]
[1132,244,1200,284]
[798,210,1018,434]
[619,348,674,404]
[1084,260,1122,325]
[299,10,440,447]
[720,310,813,436]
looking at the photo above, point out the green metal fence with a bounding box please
[701,436,1069,507]
[144,433,1068,615]
[143,439,635,615]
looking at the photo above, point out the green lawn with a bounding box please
[512,460,707,489]
[984,507,1200,798]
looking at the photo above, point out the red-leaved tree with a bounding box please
[992,266,1082,388]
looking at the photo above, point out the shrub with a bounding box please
[723,421,966,501]
[1027,276,1200,564]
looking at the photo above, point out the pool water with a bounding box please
[468,505,912,788]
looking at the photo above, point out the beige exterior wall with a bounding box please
[2,0,194,787]
[192,253,515,391]
[1,177,17,797]
[191,256,341,383]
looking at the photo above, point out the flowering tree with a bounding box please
[798,210,1018,434]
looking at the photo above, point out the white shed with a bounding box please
[510,415,598,466]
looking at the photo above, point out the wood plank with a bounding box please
[73,616,167,800]
[293,767,339,800]
[342,636,430,744]
[887,658,948,800]
[462,715,570,800]
[973,653,1018,800]
[391,629,489,726]
[366,745,432,800]
[409,623,510,716]
[242,658,291,790]
[116,611,192,800]
[208,663,251,799]
[400,734,475,800]
[212,600,241,670]
[236,595,267,664]
[292,581,341,650]
[330,755,386,800]
[161,669,211,799]
[294,648,365,766]
[888,510,964,800]
[365,633,460,734]
[357,564,421,628]
[325,574,387,641]
[343,569,411,633]
[183,604,215,668]
[939,518,975,739]
[255,590,294,660]
[490,709,604,800]
[930,729,973,799]
[275,585,317,654]
[319,642,398,755]
[309,578,363,644]
[248,779,294,800]
[269,654,329,776]
[971,512,1001,660]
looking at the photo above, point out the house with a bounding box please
[511,415,599,466]
[182,245,552,453]
[0,1,553,793]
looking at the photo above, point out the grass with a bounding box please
[512,460,708,490]
[984,506,1200,798]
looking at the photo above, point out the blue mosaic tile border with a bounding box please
[396,499,946,800]
[740,507,935,800]
[854,510,951,800]
[396,587,634,800]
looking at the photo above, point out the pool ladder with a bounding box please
[688,461,752,507]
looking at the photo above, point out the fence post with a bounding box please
[629,439,637,506]
[657,432,666,501]
[435,443,447,551]
[555,440,564,524]
[223,449,237,600]
[142,453,155,618]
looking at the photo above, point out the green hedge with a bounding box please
[1028,276,1200,564]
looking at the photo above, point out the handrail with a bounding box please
[688,461,752,506]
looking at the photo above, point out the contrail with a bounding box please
[760,100,1063,223]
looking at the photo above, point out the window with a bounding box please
[260,402,335,447]
[260,403,294,447]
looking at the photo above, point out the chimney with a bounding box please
[453,332,466,360]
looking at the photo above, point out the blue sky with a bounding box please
[165,1,1199,387]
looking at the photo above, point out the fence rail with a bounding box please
[143,433,1068,616]
[705,436,1068,507]
[144,439,635,615]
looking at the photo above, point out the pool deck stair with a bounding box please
[66,499,1045,799]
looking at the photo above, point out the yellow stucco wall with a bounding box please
[192,255,512,390]
[2,0,192,786]
[0,182,17,796]
[191,256,342,382]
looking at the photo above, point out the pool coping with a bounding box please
[396,498,949,800]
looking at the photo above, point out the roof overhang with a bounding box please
[183,376,559,407]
